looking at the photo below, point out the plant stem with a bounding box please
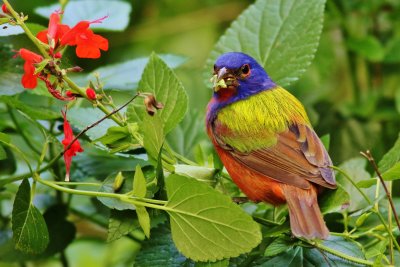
[303,239,374,266]
[3,0,50,58]
[62,76,124,126]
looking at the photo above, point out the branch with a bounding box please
[360,150,400,232]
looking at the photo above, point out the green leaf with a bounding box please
[136,206,151,238]
[133,165,147,198]
[41,205,76,257]
[0,96,60,120]
[174,164,217,186]
[264,237,292,257]
[256,236,366,267]
[319,184,350,214]
[108,210,140,242]
[336,158,374,211]
[378,133,400,173]
[94,124,141,153]
[382,162,400,181]
[384,37,400,63]
[0,132,11,144]
[12,179,49,254]
[140,115,165,162]
[347,36,384,62]
[356,178,377,188]
[165,174,261,261]
[0,145,6,160]
[67,107,118,140]
[206,0,326,87]
[134,224,188,267]
[127,52,188,134]
[195,259,229,267]
[85,54,186,91]
[35,1,131,32]
[98,172,136,210]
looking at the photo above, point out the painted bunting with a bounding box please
[206,52,336,239]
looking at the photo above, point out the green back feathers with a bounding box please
[215,87,310,152]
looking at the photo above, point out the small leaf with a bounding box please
[174,164,217,186]
[12,179,49,254]
[165,174,261,261]
[136,206,151,238]
[35,1,132,32]
[133,165,147,198]
[206,0,327,87]
[107,210,140,242]
[127,52,188,134]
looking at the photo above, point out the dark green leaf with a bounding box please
[108,210,140,242]
[195,259,229,267]
[42,205,76,256]
[206,0,327,87]
[0,145,6,160]
[264,237,292,257]
[12,179,49,254]
[320,184,350,214]
[384,37,400,63]
[165,174,261,261]
[35,1,132,32]
[134,224,187,267]
[127,52,188,134]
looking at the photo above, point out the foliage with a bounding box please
[0,0,400,266]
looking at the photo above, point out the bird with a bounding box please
[206,52,336,239]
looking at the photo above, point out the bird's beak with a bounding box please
[210,67,235,92]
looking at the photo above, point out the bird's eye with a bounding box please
[213,64,217,74]
[240,64,250,77]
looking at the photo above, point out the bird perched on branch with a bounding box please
[206,52,336,239]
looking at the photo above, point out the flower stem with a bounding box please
[3,0,50,58]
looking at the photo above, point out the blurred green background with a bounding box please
[1,0,400,266]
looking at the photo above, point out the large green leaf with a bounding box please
[206,0,326,87]
[381,162,400,181]
[84,54,186,91]
[165,174,261,262]
[107,210,140,242]
[35,1,131,32]
[12,179,49,254]
[319,184,350,214]
[127,53,188,134]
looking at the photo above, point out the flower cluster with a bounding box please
[15,11,108,98]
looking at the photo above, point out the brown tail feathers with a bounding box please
[281,184,329,239]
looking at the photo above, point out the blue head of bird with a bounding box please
[210,52,276,107]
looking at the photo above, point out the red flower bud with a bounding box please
[66,90,75,97]
[86,88,96,100]
[2,4,9,14]
[54,52,62,58]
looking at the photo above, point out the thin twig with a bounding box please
[360,150,400,233]
[62,93,139,156]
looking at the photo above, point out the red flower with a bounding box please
[61,109,83,182]
[60,19,108,59]
[2,4,9,14]
[85,88,97,100]
[17,49,44,89]
[36,11,70,53]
